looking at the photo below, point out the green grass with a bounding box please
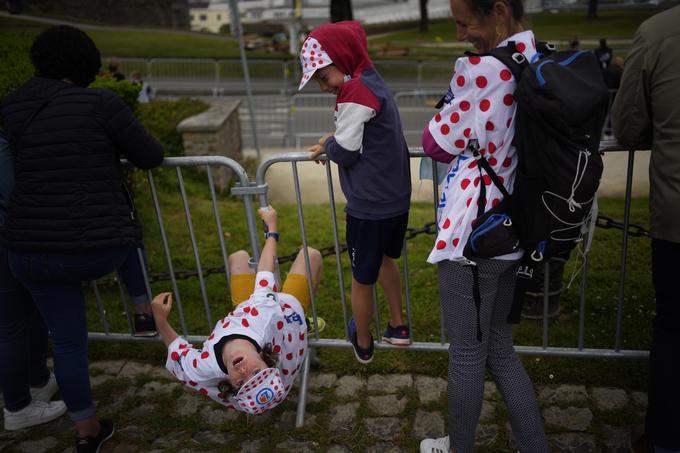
[0,15,286,59]
[367,7,664,59]
[85,167,652,391]
[371,8,661,45]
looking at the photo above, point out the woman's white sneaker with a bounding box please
[420,436,450,453]
[3,400,67,430]
[30,372,59,402]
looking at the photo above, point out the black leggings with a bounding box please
[438,258,548,453]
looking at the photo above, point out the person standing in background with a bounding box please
[611,6,680,453]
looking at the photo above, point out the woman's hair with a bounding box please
[30,25,101,87]
[217,343,280,398]
[464,0,524,22]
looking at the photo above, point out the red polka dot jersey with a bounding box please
[164,271,307,412]
[422,31,537,263]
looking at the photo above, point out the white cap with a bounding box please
[298,37,333,90]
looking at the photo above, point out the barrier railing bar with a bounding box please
[116,277,134,335]
[324,161,350,340]
[295,349,312,428]
[614,150,635,352]
[91,281,110,334]
[372,285,381,343]
[147,171,189,336]
[289,161,315,429]
[402,237,414,336]
[86,330,649,359]
[207,167,232,293]
[542,261,550,349]
[577,254,589,351]
[290,161,320,341]
[429,157,447,345]
[176,167,213,330]
[137,248,153,304]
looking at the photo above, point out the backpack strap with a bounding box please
[467,139,513,340]
[467,42,528,82]
[468,140,511,218]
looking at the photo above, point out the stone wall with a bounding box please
[178,100,242,191]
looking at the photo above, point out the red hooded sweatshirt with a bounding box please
[304,21,411,220]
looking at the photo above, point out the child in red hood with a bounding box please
[300,21,412,363]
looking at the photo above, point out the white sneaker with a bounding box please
[3,400,67,430]
[30,373,59,402]
[420,436,450,453]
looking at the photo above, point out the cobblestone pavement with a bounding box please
[0,360,645,452]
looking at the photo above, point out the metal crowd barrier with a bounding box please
[85,141,648,427]
[116,58,454,95]
[87,156,260,343]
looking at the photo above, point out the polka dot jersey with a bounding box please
[164,271,307,412]
[423,31,537,263]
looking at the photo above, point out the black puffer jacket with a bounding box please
[0,77,164,252]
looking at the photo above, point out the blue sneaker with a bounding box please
[348,319,374,364]
[382,323,411,346]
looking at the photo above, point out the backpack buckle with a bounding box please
[511,52,526,65]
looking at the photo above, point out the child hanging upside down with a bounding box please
[151,206,322,414]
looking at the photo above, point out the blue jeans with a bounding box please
[0,246,50,412]
[8,246,147,421]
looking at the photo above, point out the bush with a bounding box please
[0,31,34,104]
[126,98,209,195]
[90,75,141,112]
[136,98,208,157]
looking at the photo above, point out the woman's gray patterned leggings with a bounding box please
[438,258,549,453]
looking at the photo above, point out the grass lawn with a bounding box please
[0,15,285,59]
[86,166,652,391]
[367,7,664,59]
[370,7,661,44]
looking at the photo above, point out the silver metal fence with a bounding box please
[87,156,260,343]
[117,58,456,95]
[252,142,649,423]
[85,141,648,426]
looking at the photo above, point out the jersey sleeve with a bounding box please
[426,60,478,157]
[325,80,380,166]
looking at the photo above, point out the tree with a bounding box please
[330,0,353,23]
[587,0,598,19]
[419,0,429,32]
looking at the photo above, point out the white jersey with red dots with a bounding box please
[424,30,537,264]
[164,271,308,411]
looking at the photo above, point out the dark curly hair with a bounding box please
[465,0,524,22]
[30,25,101,87]
[217,343,280,398]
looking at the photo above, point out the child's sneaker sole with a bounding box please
[351,346,374,364]
[381,336,411,346]
[132,330,158,338]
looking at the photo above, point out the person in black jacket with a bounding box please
[0,25,164,452]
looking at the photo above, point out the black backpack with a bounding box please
[463,41,610,325]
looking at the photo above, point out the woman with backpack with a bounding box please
[419,0,549,451]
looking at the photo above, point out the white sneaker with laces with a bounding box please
[420,436,450,453]
[3,400,67,431]
[30,372,59,402]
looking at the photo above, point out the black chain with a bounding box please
[101,217,647,285]
[595,215,650,238]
